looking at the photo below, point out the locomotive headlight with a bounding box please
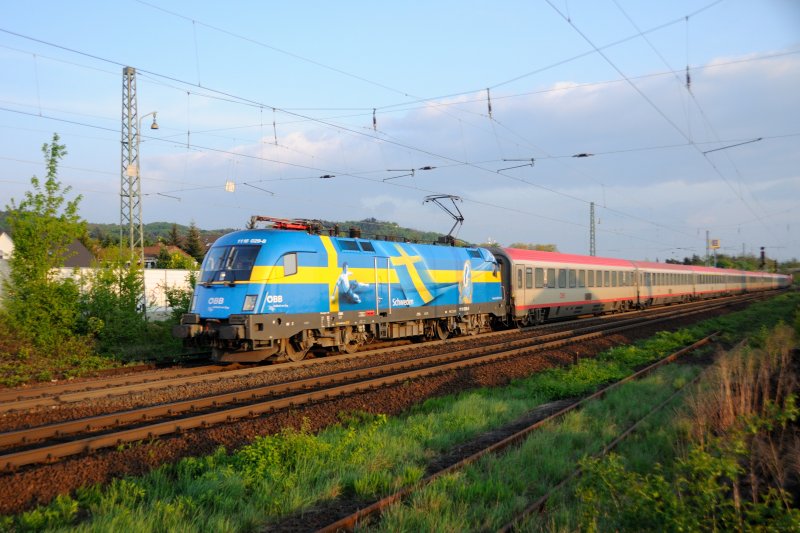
[242,294,258,312]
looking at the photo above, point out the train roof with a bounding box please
[500,248,635,268]
[630,260,701,272]
[499,248,789,278]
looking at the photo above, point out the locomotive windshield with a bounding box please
[200,245,260,283]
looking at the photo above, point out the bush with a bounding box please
[76,255,146,356]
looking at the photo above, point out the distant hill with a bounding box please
[0,211,455,247]
[84,221,237,246]
[312,217,449,244]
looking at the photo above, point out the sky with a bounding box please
[1,0,799,262]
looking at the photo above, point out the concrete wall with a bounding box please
[0,259,195,321]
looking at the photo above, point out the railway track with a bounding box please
[0,292,761,416]
[317,333,717,532]
[0,294,755,470]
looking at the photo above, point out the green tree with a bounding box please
[77,250,146,355]
[508,242,558,252]
[3,134,86,346]
[155,246,172,269]
[183,221,205,263]
[166,223,183,248]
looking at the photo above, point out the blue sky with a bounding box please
[1,0,798,262]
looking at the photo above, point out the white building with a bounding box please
[0,232,13,260]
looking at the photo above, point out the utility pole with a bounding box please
[121,67,144,264]
[705,230,710,266]
[121,66,146,314]
[589,202,596,256]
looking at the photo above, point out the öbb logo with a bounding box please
[265,294,283,304]
[208,297,225,305]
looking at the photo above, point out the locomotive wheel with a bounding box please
[340,327,363,354]
[280,336,310,362]
[434,320,450,340]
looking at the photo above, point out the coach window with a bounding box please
[558,269,567,288]
[611,271,617,287]
[578,270,586,288]
[598,270,604,287]
[603,271,609,287]
[517,268,523,289]
[568,269,576,288]
[547,268,556,288]
[535,268,544,288]
[526,267,533,289]
[587,270,594,287]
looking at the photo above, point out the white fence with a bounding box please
[0,259,195,321]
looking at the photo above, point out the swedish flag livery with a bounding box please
[176,228,504,362]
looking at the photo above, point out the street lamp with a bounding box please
[141,111,159,132]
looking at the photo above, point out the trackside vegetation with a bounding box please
[3,292,797,531]
[0,135,194,387]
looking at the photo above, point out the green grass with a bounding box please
[4,292,798,531]
[375,364,700,531]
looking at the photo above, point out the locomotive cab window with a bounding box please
[358,241,375,252]
[200,244,261,283]
[339,240,359,251]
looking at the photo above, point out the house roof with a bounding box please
[142,245,193,260]
[0,232,94,267]
[63,240,95,268]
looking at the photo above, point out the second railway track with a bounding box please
[0,293,758,470]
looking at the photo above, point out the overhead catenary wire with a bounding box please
[543,0,782,250]
[0,9,794,256]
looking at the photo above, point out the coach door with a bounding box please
[375,256,392,316]
[516,266,525,311]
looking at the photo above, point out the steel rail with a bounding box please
[0,291,762,414]
[317,333,717,533]
[0,300,724,470]
[0,365,231,409]
[0,300,731,452]
[496,370,707,532]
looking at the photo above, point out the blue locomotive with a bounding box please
[174,220,505,362]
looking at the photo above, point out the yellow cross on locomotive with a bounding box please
[390,245,434,303]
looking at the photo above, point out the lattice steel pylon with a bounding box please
[121,66,146,312]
